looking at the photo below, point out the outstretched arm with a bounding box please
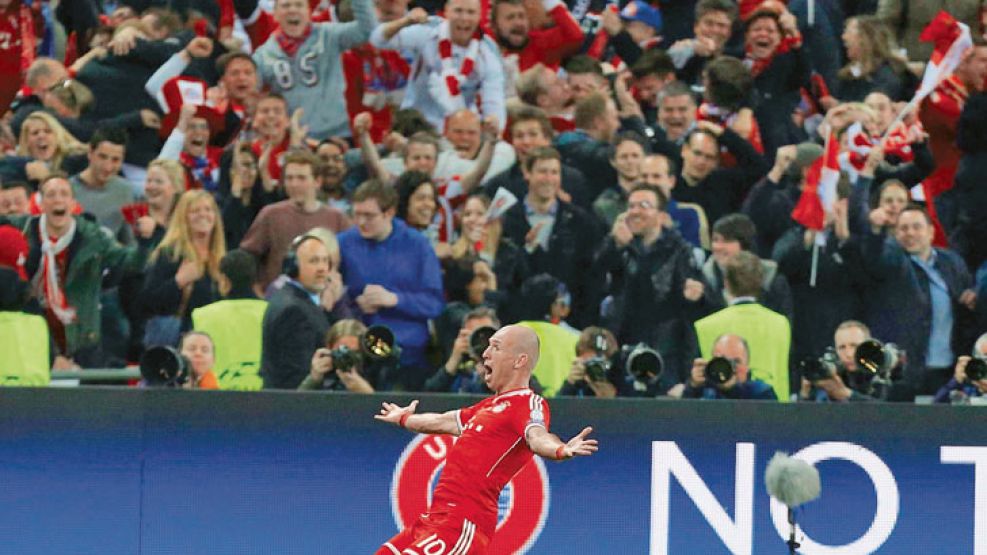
[458,115,499,194]
[525,425,598,461]
[375,399,461,435]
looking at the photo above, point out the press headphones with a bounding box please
[282,234,324,279]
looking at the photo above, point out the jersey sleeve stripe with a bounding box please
[454,409,464,434]
[524,421,547,438]
[381,542,400,555]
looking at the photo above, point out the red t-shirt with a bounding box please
[430,388,550,536]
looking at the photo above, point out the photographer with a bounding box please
[558,327,624,398]
[934,334,987,404]
[682,334,777,400]
[299,319,394,393]
[424,307,500,394]
[179,332,220,390]
[799,321,875,403]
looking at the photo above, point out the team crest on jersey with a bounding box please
[390,434,550,554]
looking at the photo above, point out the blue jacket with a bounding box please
[683,379,778,400]
[338,219,444,367]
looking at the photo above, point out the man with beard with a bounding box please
[490,0,583,96]
[240,150,352,288]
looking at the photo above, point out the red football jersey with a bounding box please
[430,388,550,537]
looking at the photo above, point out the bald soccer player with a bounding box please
[375,325,598,554]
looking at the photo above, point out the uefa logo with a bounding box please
[390,434,550,554]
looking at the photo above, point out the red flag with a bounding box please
[791,132,839,231]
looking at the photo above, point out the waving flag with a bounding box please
[791,131,839,231]
[883,11,973,139]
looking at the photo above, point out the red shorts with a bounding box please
[376,512,490,555]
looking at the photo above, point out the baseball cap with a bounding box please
[620,1,663,33]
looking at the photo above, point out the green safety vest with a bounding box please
[192,299,268,391]
[695,303,791,402]
[0,312,50,386]
[518,321,578,398]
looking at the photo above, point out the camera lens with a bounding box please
[139,346,190,387]
[705,357,735,385]
[468,326,496,360]
[967,358,987,382]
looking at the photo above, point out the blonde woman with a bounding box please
[833,16,909,102]
[4,112,87,184]
[141,159,186,242]
[120,159,187,357]
[141,190,227,345]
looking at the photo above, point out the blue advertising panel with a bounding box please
[0,389,984,554]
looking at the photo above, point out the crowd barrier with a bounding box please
[0,388,984,554]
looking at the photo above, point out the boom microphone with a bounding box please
[765,452,821,507]
[765,452,822,554]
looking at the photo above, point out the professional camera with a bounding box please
[705,356,735,386]
[798,349,840,382]
[966,358,987,382]
[362,325,397,361]
[584,332,614,382]
[621,343,663,382]
[455,325,497,375]
[328,345,362,372]
[854,339,903,376]
[468,325,496,361]
[329,325,399,373]
[139,346,190,387]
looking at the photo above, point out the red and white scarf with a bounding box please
[429,21,481,113]
[275,24,313,58]
[36,214,77,325]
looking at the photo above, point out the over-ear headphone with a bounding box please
[282,234,324,279]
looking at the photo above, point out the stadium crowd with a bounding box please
[1,0,986,403]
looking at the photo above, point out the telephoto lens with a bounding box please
[139,346,190,387]
[705,357,735,385]
[966,358,987,382]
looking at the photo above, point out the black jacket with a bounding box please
[772,226,869,361]
[260,283,333,389]
[501,200,603,327]
[751,41,812,157]
[593,230,711,384]
[140,247,221,331]
[674,128,769,227]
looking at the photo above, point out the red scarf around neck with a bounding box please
[275,25,313,57]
